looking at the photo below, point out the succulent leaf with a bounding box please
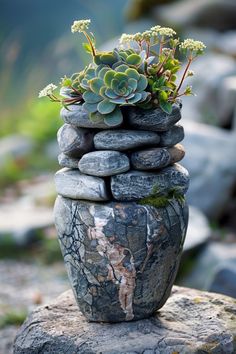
[103,107,123,126]
[83,102,98,113]
[136,75,148,91]
[83,91,101,103]
[97,99,116,114]
[126,54,142,66]
[89,78,104,94]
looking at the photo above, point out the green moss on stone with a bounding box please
[138,186,185,208]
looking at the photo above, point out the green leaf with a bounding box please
[125,68,139,80]
[114,72,127,81]
[160,101,172,114]
[103,107,123,127]
[128,78,137,91]
[82,43,93,54]
[115,64,129,73]
[98,67,110,79]
[100,53,117,65]
[89,112,104,123]
[126,54,142,66]
[97,99,116,114]
[89,78,104,94]
[105,88,118,99]
[159,91,168,101]
[104,70,116,87]
[83,91,102,103]
[136,75,148,91]
[83,102,98,113]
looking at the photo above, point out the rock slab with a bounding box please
[14,286,236,354]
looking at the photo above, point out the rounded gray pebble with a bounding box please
[57,124,94,158]
[79,150,130,177]
[54,168,109,201]
[131,144,185,170]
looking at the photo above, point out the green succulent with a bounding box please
[79,63,150,126]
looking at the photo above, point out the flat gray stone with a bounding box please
[14,286,236,354]
[131,144,185,170]
[126,102,181,131]
[94,129,160,151]
[53,197,188,322]
[159,124,185,147]
[57,124,94,158]
[111,164,189,201]
[78,150,130,176]
[54,168,109,201]
[61,104,117,129]
[58,153,79,169]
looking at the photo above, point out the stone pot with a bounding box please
[54,102,189,322]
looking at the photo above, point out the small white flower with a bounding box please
[71,19,91,33]
[141,30,153,41]
[119,33,135,44]
[150,25,161,33]
[180,39,206,52]
[158,27,176,37]
[38,83,57,98]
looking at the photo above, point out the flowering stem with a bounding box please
[83,31,96,57]
[159,36,164,55]
[175,56,192,95]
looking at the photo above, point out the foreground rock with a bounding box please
[159,124,184,147]
[54,168,109,201]
[14,286,236,354]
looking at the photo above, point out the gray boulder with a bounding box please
[183,120,236,218]
[94,129,160,151]
[57,124,94,158]
[155,0,236,31]
[131,144,185,170]
[14,286,236,353]
[78,150,130,176]
[54,168,110,201]
[111,164,189,201]
[181,242,236,298]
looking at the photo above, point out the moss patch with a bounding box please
[138,187,185,208]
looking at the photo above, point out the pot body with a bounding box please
[54,196,188,322]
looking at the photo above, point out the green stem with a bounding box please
[83,31,96,57]
[175,57,192,96]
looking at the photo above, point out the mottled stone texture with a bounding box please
[14,286,236,354]
[61,104,114,129]
[111,164,189,201]
[94,129,160,151]
[54,196,188,322]
[126,102,182,131]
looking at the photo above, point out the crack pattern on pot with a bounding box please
[88,205,136,321]
[54,196,188,322]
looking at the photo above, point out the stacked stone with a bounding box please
[55,102,188,202]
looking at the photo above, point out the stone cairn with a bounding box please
[54,101,189,322]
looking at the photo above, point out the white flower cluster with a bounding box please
[156,27,176,37]
[71,19,91,33]
[180,39,206,52]
[119,33,135,44]
[38,83,57,98]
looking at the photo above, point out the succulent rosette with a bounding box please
[79,63,150,126]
